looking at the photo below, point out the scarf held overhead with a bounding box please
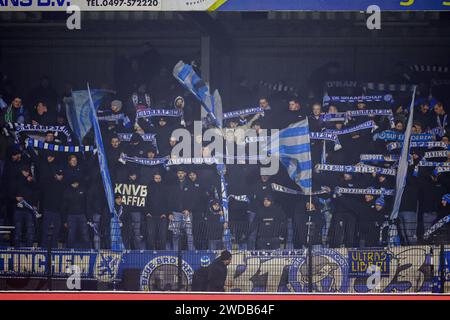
[6,123,72,142]
[136,108,183,119]
[325,120,378,136]
[334,187,394,196]
[25,137,95,153]
[315,163,396,176]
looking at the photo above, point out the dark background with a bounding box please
[1,11,450,108]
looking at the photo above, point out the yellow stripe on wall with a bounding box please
[207,0,228,11]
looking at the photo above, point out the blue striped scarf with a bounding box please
[315,163,396,176]
[25,137,95,153]
[325,120,377,135]
[223,107,264,119]
[136,108,182,119]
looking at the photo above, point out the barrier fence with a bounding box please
[0,245,448,293]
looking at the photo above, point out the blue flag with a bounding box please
[269,119,313,195]
[172,61,231,249]
[87,84,124,251]
[172,60,222,128]
[66,89,113,143]
[389,86,417,247]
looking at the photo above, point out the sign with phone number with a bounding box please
[2,0,450,11]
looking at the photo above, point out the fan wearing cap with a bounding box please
[207,250,232,292]
[191,255,211,292]
[174,96,194,130]
[11,164,38,247]
[38,151,64,248]
[105,99,131,135]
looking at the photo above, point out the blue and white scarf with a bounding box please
[362,151,448,164]
[387,141,448,151]
[325,120,377,135]
[320,112,347,122]
[334,187,394,196]
[434,166,450,175]
[166,157,219,166]
[6,123,72,142]
[360,154,400,163]
[117,133,157,142]
[118,153,168,166]
[214,153,268,163]
[136,108,182,119]
[315,163,396,176]
[424,150,449,159]
[428,127,445,138]
[418,160,450,167]
[310,132,342,151]
[443,194,450,203]
[244,136,268,144]
[323,94,393,106]
[97,113,131,127]
[25,137,95,153]
[423,214,450,240]
[17,199,41,219]
[223,107,264,120]
[373,131,434,142]
[321,109,394,125]
[414,160,450,176]
[228,195,250,202]
[271,183,329,196]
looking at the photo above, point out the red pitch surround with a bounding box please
[0,292,449,300]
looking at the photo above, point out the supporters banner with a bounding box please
[0,246,446,293]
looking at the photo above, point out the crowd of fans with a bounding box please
[0,66,449,251]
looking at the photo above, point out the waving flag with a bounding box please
[269,118,312,195]
[173,60,222,128]
[65,89,113,143]
[389,86,417,247]
[172,61,231,250]
[87,84,124,251]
